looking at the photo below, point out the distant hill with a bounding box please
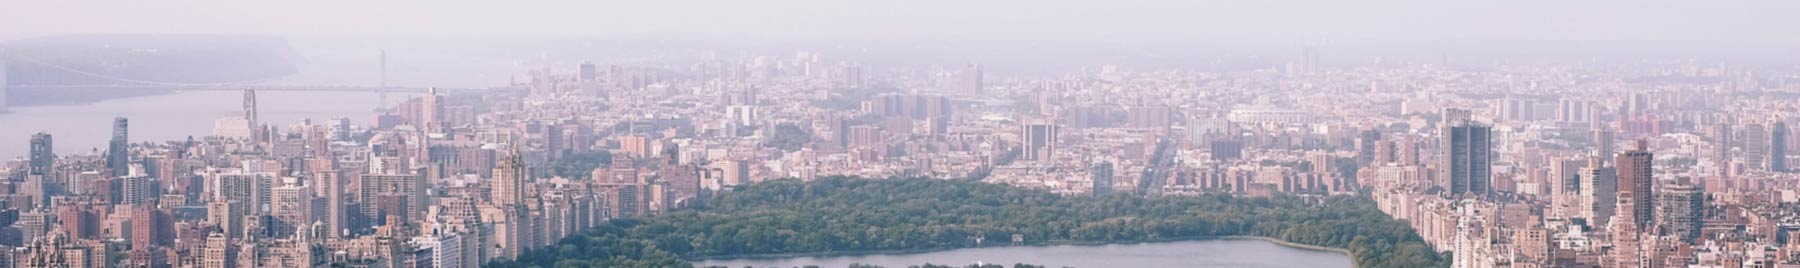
[3,34,300,86]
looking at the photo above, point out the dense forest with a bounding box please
[488,177,1448,268]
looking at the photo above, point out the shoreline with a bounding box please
[690,235,1357,267]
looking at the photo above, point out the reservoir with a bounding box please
[694,239,1354,268]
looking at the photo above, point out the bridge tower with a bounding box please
[378,50,388,111]
[1,49,9,112]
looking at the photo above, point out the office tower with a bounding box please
[269,179,314,238]
[1744,123,1769,171]
[1657,179,1704,241]
[131,204,174,249]
[244,89,258,129]
[1581,157,1618,227]
[208,199,245,239]
[203,232,236,268]
[1615,140,1654,229]
[962,64,984,93]
[1771,121,1788,172]
[1439,114,1492,195]
[492,151,526,207]
[847,125,883,150]
[55,202,101,239]
[1558,98,1589,123]
[1355,129,1381,165]
[1092,162,1114,196]
[28,132,52,176]
[1714,123,1733,176]
[422,87,443,132]
[1594,128,1615,162]
[722,159,751,186]
[358,173,424,224]
[317,170,347,239]
[578,61,598,81]
[109,117,130,176]
[1127,105,1171,129]
[620,135,650,158]
[1021,120,1058,161]
[214,172,273,211]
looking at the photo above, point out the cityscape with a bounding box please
[3,2,1800,268]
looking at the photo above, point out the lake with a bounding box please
[694,239,1354,268]
[0,90,415,160]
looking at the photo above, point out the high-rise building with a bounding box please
[1355,129,1381,165]
[1615,139,1654,230]
[961,64,984,94]
[1092,162,1114,196]
[203,232,236,268]
[130,204,174,249]
[1594,128,1615,163]
[1714,123,1733,176]
[578,61,598,81]
[1657,178,1704,241]
[28,132,53,176]
[1021,120,1058,161]
[1581,157,1618,227]
[108,117,131,176]
[244,89,258,130]
[1439,112,1492,196]
[1771,121,1787,172]
[318,170,347,239]
[422,87,443,132]
[492,151,526,208]
[269,179,314,238]
[1744,123,1769,171]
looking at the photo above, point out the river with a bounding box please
[693,239,1353,268]
[0,90,415,160]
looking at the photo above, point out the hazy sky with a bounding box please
[3,0,1797,46]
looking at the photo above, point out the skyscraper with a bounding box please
[1092,162,1114,196]
[492,150,526,208]
[578,61,598,81]
[1744,123,1769,171]
[1594,128,1615,163]
[318,170,347,239]
[244,89,258,130]
[107,117,130,177]
[28,132,52,176]
[269,179,314,237]
[962,64,984,94]
[1021,120,1058,161]
[1714,123,1733,176]
[1439,112,1492,196]
[1657,178,1704,241]
[422,87,443,132]
[1581,157,1618,227]
[1355,129,1381,165]
[1615,139,1654,230]
[1771,121,1787,172]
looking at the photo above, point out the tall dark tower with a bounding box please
[1092,161,1114,196]
[1439,109,1492,196]
[1772,121,1788,172]
[244,89,258,128]
[1615,139,1654,230]
[28,132,52,176]
[107,117,130,176]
